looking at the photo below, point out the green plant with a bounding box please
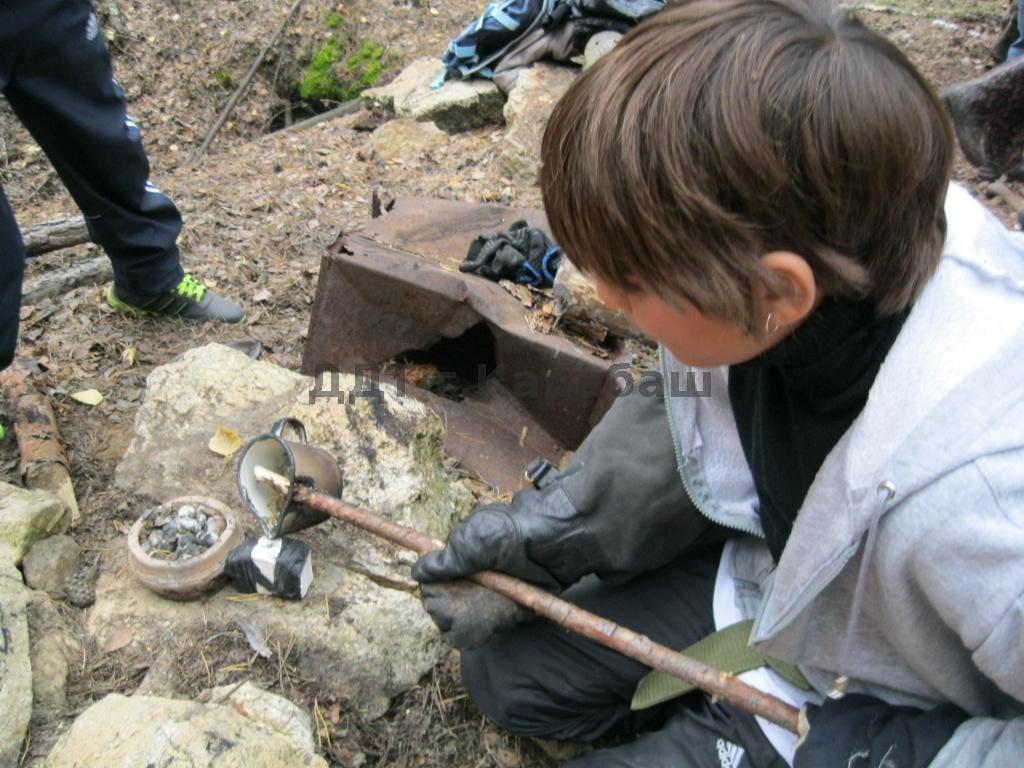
[212,67,233,89]
[344,40,385,95]
[298,37,385,103]
[325,11,344,29]
[299,37,344,101]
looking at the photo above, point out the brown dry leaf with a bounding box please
[70,388,104,406]
[208,426,242,457]
[103,625,134,653]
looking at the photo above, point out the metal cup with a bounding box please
[237,417,344,538]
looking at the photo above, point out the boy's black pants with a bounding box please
[461,544,788,767]
[0,0,184,369]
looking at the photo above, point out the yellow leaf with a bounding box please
[121,346,137,366]
[70,389,104,406]
[208,426,242,457]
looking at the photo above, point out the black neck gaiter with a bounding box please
[728,298,910,562]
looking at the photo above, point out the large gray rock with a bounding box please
[0,483,66,566]
[26,591,80,737]
[43,688,328,768]
[0,559,31,768]
[22,535,81,596]
[500,64,577,186]
[363,57,504,133]
[106,344,474,717]
[368,119,449,161]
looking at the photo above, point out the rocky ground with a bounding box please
[0,0,1017,765]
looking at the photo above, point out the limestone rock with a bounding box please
[362,57,443,111]
[42,690,328,768]
[0,559,31,768]
[27,590,80,725]
[0,483,66,565]
[204,682,315,755]
[363,57,504,133]
[22,534,81,596]
[367,119,448,161]
[107,343,473,718]
[500,64,577,186]
[88,548,445,719]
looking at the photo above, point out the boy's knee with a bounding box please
[460,643,546,734]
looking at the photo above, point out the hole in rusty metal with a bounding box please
[392,323,496,402]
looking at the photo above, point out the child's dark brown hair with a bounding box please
[541,0,954,327]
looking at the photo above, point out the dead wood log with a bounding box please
[22,256,112,304]
[20,217,90,256]
[0,359,79,525]
[192,0,310,163]
[988,177,1024,214]
[253,467,801,734]
[552,257,642,339]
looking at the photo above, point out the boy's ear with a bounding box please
[757,251,819,330]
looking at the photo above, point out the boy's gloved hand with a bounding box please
[794,694,968,768]
[412,485,596,591]
[419,580,534,649]
[413,374,713,613]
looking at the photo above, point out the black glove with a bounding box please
[420,580,534,649]
[460,220,561,287]
[794,694,968,768]
[412,374,712,592]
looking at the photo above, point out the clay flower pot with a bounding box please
[127,496,244,600]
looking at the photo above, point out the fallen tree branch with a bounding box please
[20,217,90,256]
[0,359,79,525]
[253,466,801,734]
[22,256,112,304]
[192,0,309,163]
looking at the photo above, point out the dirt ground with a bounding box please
[0,1,1017,765]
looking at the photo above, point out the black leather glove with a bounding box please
[794,694,968,768]
[460,220,557,283]
[419,580,534,649]
[413,375,711,593]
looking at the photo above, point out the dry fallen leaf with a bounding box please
[70,388,104,406]
[121,345,137,366]
[208,426,242,457]
[103,625,134,653]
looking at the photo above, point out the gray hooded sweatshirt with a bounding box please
[661,183,1024,765]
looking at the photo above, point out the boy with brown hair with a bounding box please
[413,1,1024,765]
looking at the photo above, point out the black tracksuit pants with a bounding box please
[461,543,788,767]
[0,0,184,369]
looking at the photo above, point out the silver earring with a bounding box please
[765,312,779,334]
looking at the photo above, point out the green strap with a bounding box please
[630,620,810,711]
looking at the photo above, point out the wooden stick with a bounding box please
[253,466,800,733]
[191,0,309,163]
[0,359,79,524]
[20,217,90,256]
[22,256,112,303]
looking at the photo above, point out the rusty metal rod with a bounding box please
[253,466,800,733]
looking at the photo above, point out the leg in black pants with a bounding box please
[461,543,787,767]
[0,0,185,367]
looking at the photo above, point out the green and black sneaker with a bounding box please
[106,273,245,323]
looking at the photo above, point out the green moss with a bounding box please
[299,37,345,101]
[212,67,233,89]
[299,37,385,104]
[325,11,344,29]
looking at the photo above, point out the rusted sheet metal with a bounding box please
[303,197,629,493]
